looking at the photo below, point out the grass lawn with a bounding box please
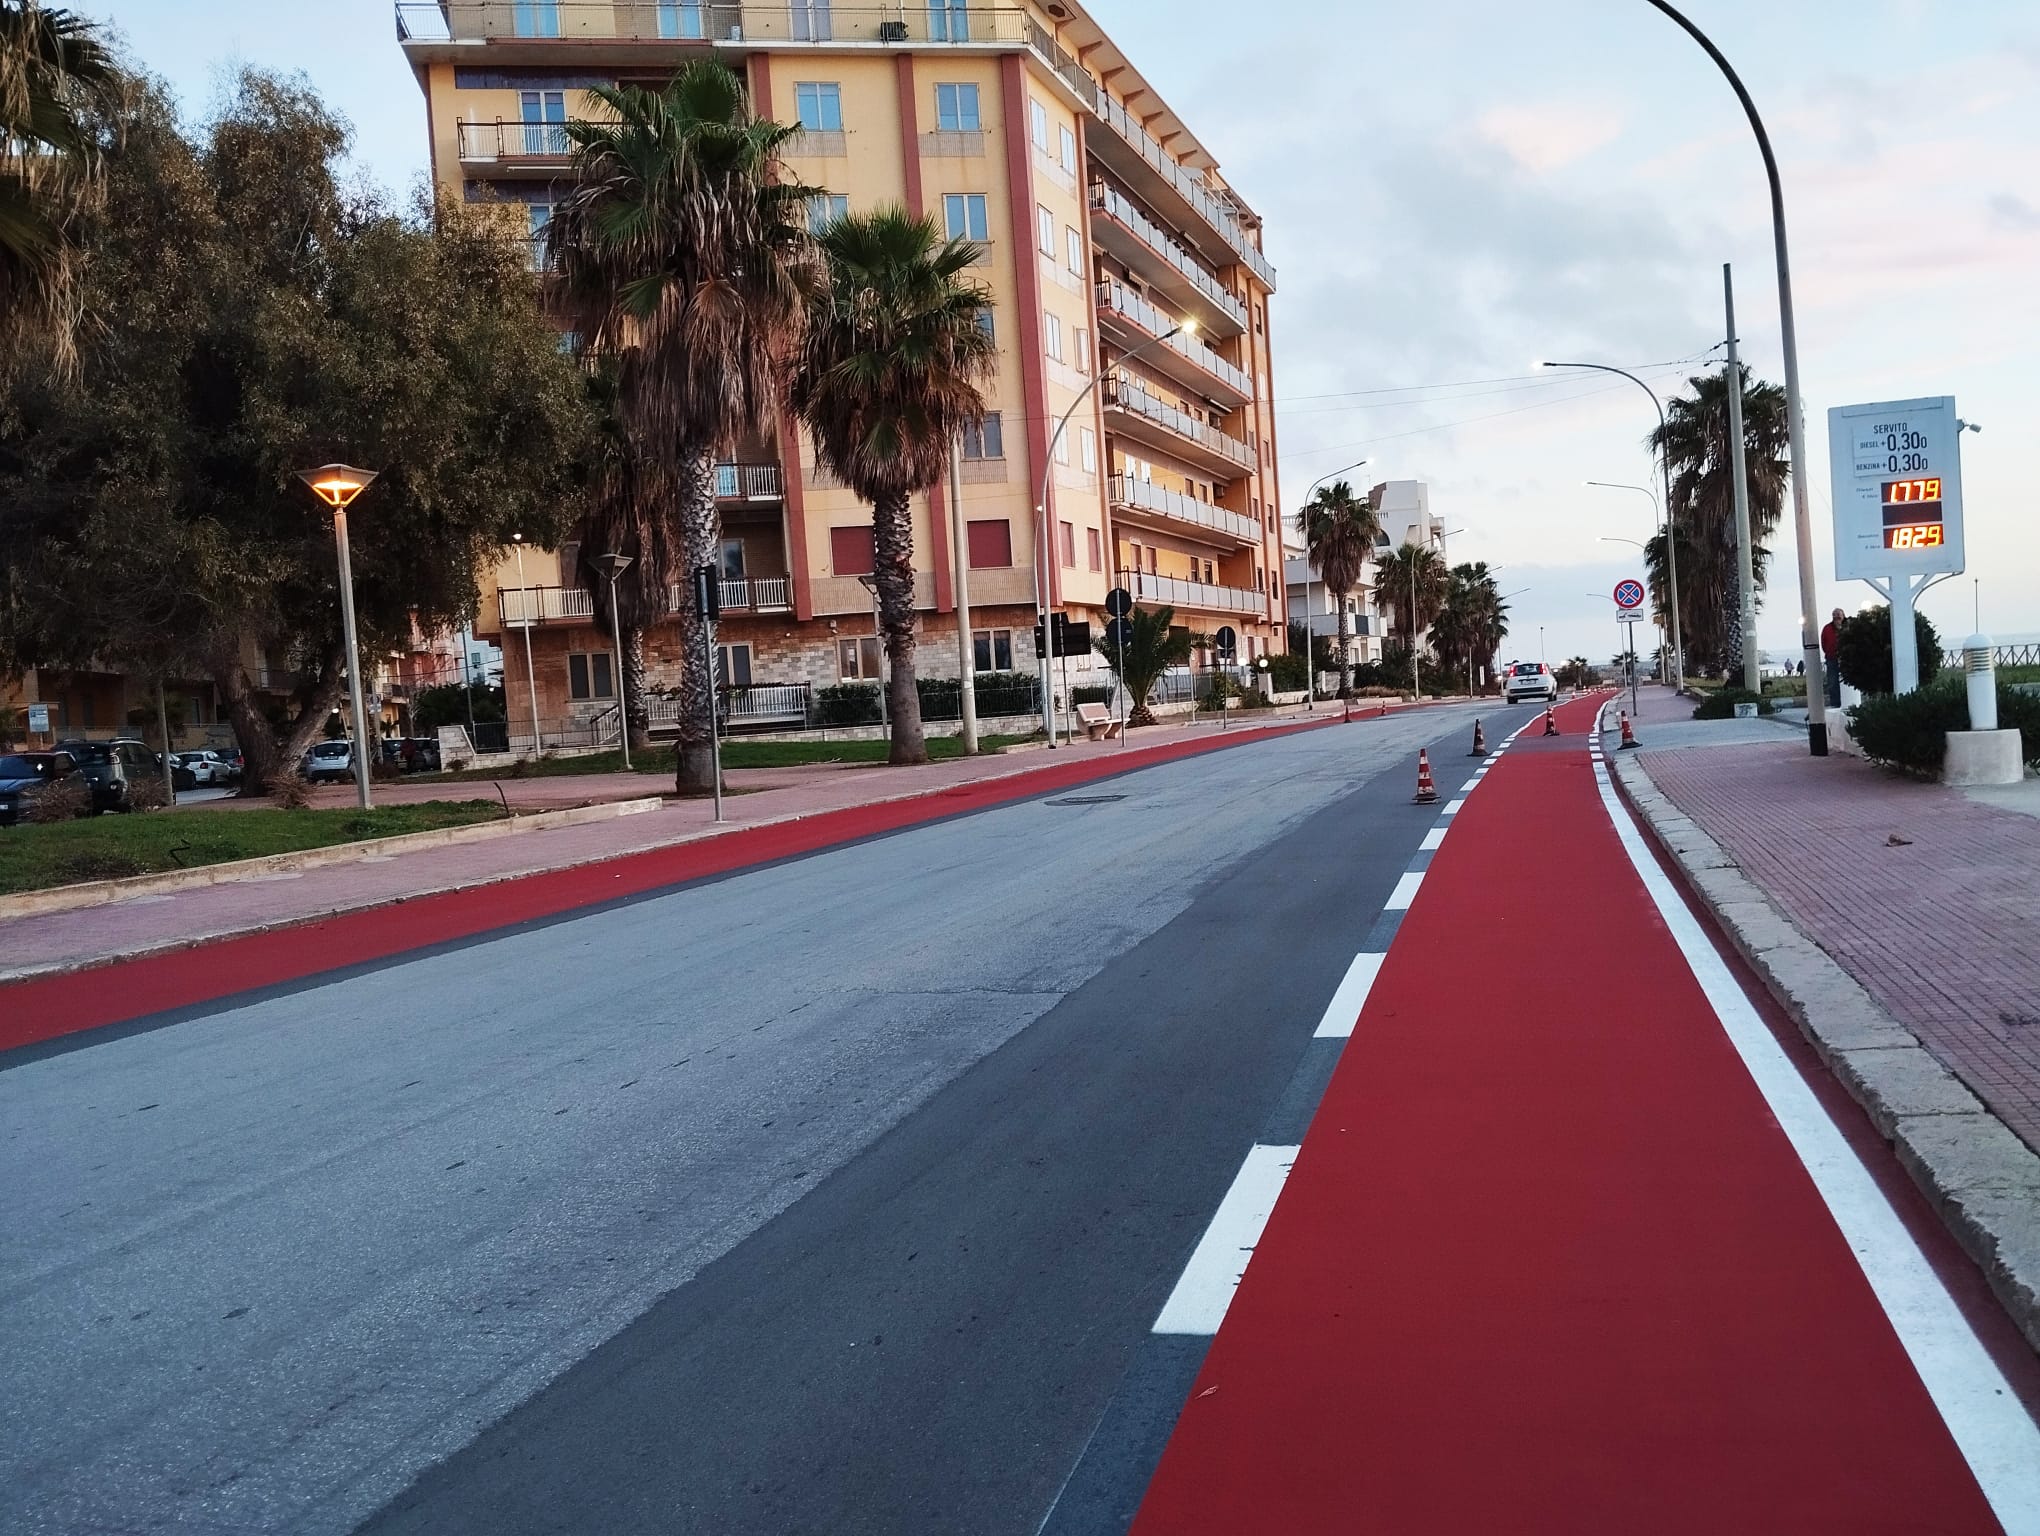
[415,735,1036,778]
[0,801,505,896]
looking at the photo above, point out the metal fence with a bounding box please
[1943,642,2040,671]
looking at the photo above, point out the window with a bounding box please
[1037,204,1054,256]
[934,83,979,132]
[1059,520,1076,567]
[1147,547,1158,574]
[567,652,615,701]
[962,411,1003,459]
[718,642,753,687]
[929,0,970,42]
[807,193,848,233]
[975,311,995,343]
[1086,527,1103,571]
[1073,326,1089,373]
[1078,427,1096,472]
[526,202,554,270]
[1066,226,1084,276]
[973,628,1014,671]
[1054,430,1070,464]
[966,518,1012,567]
[658,1,706,39]
[520,90,566,155]
[838,636,882,679]
[1030,98,1049,150]
[1043,311,1062,361]
[512,0,561,37]
[794,82,842,132]
[943,193,989,241]
[1060,124,1078,173]
[720,538,746,579]
[829,525,875,576]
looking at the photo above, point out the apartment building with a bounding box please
[1283,479,1454,670]
[396,0,1284,734]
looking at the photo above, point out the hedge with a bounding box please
[1692,687,1772,720]
[1848,675,2040,774]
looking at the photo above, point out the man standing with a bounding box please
[1820,607,1844,707]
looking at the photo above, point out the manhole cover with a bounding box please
[1045,793,1128,806]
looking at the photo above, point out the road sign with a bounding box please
[691,562,722,621]
[1104,586,1133,619]
[1104,617,1135,652]
[1613,579,1646,611]
[1214,625,1237,660]
[1826,396,1965,581]
[27,702,49,734]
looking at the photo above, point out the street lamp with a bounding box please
[509,533,543,760]
[1541,363,1683,692]
[596,552,634,770]
[1639,0,1825,755]
[1293,459,1370,710]
[1037,318,1197,747]
[295,464,378,810]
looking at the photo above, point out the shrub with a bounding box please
[1071,684,1113,706]
[128,773,171,812]
[24,776,91,823]
[269,770,311,809]
[1848,676,1963,773]
[1836,605,1941,695]
[818,681,882,726]
[1264,652,1307,692]
[1692,687,1772,720]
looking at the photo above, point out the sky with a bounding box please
[83,0,2040,666]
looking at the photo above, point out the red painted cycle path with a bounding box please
[1130,698,2006,1534]
[0,716,1346,1054]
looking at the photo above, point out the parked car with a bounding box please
[56,738,170,812]
[182,748,239,785]
[1504,661,1559,704]
[172,751,220,786]
[217,748,245,784]
[0,751,83,826]
[301,739,355,783]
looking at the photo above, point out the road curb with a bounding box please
[1608,748,2040,1358]
[0,797,666,924]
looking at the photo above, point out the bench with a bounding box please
[1075,701,1123,741]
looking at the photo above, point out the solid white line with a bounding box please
[1152,1144,1300,1335]
[1595,761,2040,1529]
[1441,798,1467,816]
[1314,951,1387,1038]
[1384,870,1424,910]
[1420,825,1447,851]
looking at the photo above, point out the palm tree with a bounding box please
[1430,561,1509,693]
[1294,479,1381,698]
[1648,365,1788,677]
[1375,542,1448,654]
[1094,604,1196,727]
[548,60,822,792]
[0,1,113,373]
[792,207,996,764]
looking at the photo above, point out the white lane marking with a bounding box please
[1420,825,1448,851]
[1441,798,1467,816]
[1153,1144,1300,1335]
[1384,870,1425,910]
[1459,778,1481,793]
[1314,952,1387,1038]
[1484,755,1502,765]
[1595,759,2040,1529]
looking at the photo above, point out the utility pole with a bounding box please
[1724,264,1760,694]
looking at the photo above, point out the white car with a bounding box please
[171,752,219,785]
[301,740,355,783]
[1504,661,1559,703]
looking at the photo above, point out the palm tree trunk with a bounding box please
[871,486,926,765]
[1333,591,1353,698]
[672,450,720,793]
[621,627,651,752]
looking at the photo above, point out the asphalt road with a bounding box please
[1,703,1532,1535]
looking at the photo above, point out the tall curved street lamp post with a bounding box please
[1037,319,1194,746]
[296,464,379,811]
[1293,458,1370,709]
[1638,0,1825,754]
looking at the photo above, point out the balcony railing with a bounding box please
[1088,184,1247,331]
[1108,475,1262,545]
[1092,94,1274,288]
[500,585,594,626]
[1127,571,1266,615]
[1094,280,1252,401]
[457,118,577,163]
[1101,375,1256,473]
[716,461,782,500]
[667,576,792,612]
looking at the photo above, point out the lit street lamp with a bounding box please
[295,464,379,811]
[596,552,634,771]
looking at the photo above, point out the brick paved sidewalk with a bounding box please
[1639,739,2040,1153]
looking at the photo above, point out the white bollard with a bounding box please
[1964,633,1997,731]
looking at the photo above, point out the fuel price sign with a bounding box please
[1827,396,1965,580]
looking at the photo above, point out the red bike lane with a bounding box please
[1129,697,2019,1534]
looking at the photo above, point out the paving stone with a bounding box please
[1831,1046,1987,1138]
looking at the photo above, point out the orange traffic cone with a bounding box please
[1413,748,1439,803]
[1379,699,1389,717]
[1468,718,1486,756]
[1619,710,1640,750]
[1542,706,1559,737]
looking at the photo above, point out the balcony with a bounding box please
[502,574,791,628]
[1108,475,1261,549]
[1090,95,1275,290]
[716,461,782,501]
[668,576,793,613]
[1126,570,1267,617]
[457,117,577,172]
[1100,374,1257,478]
[1094,280,1251,407]
[1087,184,1246,338]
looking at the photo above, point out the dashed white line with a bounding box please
[1384,870,1425,910]
[1441,798,1467,816]
[1420,825,1447,851]
[1314,952,1387,1038]
[1152,1144,1300,1335]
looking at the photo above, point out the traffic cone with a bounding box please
[1468,718,1486,756]
[1379,698,1389,717]
[1542,706,1559,737]
[1619,710,1640,750]
[1413,748,1439,804]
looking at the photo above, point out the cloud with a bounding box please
[1475,101,1627,174]
[1989,192,2040,232]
